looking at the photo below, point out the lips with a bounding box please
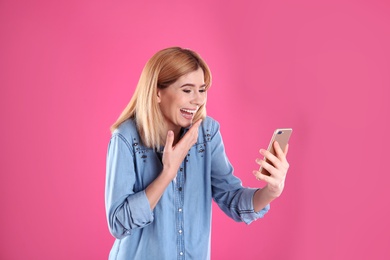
[180,108,197,119]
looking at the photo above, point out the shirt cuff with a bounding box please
[240,188,270,224]
[127,190,154,228]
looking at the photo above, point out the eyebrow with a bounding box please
[180,83,207,88]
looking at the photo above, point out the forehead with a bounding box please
[175,68,205,85]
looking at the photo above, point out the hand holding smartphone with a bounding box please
[259,128,292,176]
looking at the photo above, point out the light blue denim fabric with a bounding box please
[105,116,270,260]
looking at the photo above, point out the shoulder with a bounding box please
[199,116,221,142]
[201,116,219,130]
[112,118,140,144]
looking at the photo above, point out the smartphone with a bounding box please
[259,128,292,176]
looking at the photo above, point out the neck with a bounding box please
[161,125,181,147]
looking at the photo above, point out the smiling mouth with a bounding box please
[180,108,197,119]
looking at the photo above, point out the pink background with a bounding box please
[1,0,389,259]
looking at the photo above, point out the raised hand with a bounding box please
[253,141,290,198]
[146,119,202,209]
[162,119,202,179]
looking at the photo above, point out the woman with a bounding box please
[105,47,290,259]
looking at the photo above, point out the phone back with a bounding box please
[261,128,292,176]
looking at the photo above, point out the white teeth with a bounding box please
[181,108,197,114]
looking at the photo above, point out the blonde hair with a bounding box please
[111,47,212,148]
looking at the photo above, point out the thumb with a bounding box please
[284,143,289,156]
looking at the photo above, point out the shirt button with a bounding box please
[178,187,182,191]
[179,230,182,234]
[180,252,183,256]
[178,208,182,212]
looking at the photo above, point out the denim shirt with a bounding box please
[105,116,270,260]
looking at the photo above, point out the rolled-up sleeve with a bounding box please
[237,188,270,224]
[105,133,153,239]
[209,121,270,224]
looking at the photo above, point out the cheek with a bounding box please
[201,94,207,104]
[159,101,172,116]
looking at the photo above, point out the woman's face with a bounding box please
[157,67,207,134]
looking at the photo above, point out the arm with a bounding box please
[209,120,270,224]
[252,141,290,212]
[105,133,153,239]
[106,121,202,238]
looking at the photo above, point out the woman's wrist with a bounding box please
[161,166,178,181]
[253,186,278,212]
[264,185,281,198]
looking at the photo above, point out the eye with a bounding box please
[199,89,206,93]
[183,89,191,93]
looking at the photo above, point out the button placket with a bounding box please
[176,161,185,259]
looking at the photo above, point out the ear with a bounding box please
[156,89,161,103]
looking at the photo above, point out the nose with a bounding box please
[191,90,206,106]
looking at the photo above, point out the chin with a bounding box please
[179,119,193,128]
[182,122,192,128]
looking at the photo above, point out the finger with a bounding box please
[190,119,201,136]
[273,141,285,158]
[284,143,289,156]
[181,119,202,147]
[274,141,290,169]
[165,130,174,150]
[273,141,288,164]
[259,149,281,170]
[191,119,202,128]
[253,170,275,184]
[256,158,280,177]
